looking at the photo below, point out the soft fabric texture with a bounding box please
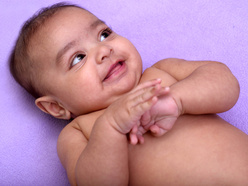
[1,0,247,185]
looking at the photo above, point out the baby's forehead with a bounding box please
[31,6,99,40]
[28,6,102,60]
[53,6,97,22]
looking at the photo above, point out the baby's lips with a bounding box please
[103,60,125,81]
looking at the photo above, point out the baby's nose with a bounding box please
[96,44,113,64]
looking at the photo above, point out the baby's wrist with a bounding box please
[92,114,129,147]
[99,113,127,135]
[170,89,184,116]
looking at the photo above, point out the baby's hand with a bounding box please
[139,87,180,137]
[102,79,166,144]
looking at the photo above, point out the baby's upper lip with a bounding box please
[103,60,125,81]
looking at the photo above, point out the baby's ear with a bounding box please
[35,96,71,120]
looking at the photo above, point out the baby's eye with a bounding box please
[100,28,113,42]
[71,53,85,67]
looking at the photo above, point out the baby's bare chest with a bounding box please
[127,115,230,185]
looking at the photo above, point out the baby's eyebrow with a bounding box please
[56,40,77,66]
[56,19,106,66]
[90,19,106,29]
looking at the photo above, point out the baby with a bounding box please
[10,3,248,185]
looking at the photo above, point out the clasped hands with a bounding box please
[103,79,180,145]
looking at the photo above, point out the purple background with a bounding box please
[1,0,247,185]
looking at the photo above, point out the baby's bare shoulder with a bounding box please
[58,109,105,147]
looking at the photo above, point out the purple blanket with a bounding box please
[1,0,247,185]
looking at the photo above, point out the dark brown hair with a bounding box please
[9,2,85,98]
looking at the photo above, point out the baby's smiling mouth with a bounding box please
[104,61,125,81]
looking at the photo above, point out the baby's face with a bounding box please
[30,7,142,116]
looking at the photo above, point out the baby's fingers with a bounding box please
[129,133,138,145]
[129,125,138,145]
[137,134,145,144]
[131,84,163,108]
[129,132,144,145]
[150,125,168,137]
[132,96,158,116]
[133,79,162,92]
[156,86,170,97]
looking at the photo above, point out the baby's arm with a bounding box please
[57,79,166,185]
[137,58,240,137]
[153,58,240,115]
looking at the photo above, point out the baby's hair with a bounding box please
[9,2,86,98]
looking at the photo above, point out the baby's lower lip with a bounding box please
[103,61,126,82]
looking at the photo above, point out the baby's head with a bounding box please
[10,3,142,119]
